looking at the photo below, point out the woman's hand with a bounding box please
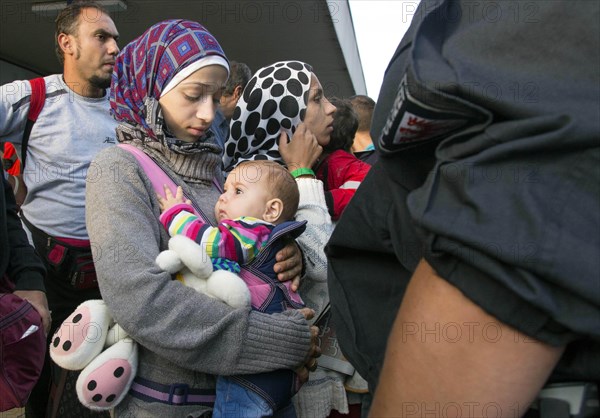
[274,241,303,291]
[278,123,322,171]
[14,290,51,335]
[295,308,321,383]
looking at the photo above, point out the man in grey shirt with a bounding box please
[0,2,119,416]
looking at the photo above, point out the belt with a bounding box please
[129,376,216,406]
[21,214,98,290]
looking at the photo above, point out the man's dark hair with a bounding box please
[224,61,252,95]
[55,1,109,65]
[349,95,376,132]
[325,97,359,153]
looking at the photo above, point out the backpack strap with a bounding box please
[20,77,46,172]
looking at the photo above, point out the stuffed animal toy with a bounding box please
[49,235,251,411]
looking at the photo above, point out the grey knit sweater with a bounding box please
[86,145,311,417]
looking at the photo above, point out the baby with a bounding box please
[158,159,307,417]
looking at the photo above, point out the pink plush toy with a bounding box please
[49,300,137,410]
[49,235,250,411]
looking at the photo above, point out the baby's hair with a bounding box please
[234,160,299,222]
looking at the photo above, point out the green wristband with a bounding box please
[290,167,315,178]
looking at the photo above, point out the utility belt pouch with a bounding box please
[21,215,98,290]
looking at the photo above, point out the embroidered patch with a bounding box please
[379,74,473,154]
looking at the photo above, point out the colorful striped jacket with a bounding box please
[159,203,306,311]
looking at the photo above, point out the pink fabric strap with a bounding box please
[118,144,177,199]
[54,237,90,247]
[129,376,215,406]
[118,143,222,197]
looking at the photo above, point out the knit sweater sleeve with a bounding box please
[294,178,333,283]
[86,147,311,375]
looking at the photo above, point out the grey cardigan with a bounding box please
[86,146,311,417]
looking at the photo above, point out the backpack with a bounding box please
[1,79,47,405]
[1,143,20,176]
[1,77,46,176]
[0,276,46,411]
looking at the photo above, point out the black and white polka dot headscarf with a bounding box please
[222,60,313,172]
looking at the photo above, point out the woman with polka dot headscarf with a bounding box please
[223,61,333,170]
[223,61,336,281]
[223,61,361,418]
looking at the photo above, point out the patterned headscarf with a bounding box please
[222,60,313,172]
[110,19,229,140]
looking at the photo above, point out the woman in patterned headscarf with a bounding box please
[223,62,363,418]
[85,22,317,417]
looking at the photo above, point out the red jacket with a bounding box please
[315,150,371,221]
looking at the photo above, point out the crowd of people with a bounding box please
[1,0,598,417]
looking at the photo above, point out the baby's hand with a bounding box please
[157,185,191,212]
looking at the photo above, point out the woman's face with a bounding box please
[159,65,228,143]
[303,74,336,147]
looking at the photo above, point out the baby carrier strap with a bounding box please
[118,143,222,200]
[118,144,182,200]
[270,220,306,241]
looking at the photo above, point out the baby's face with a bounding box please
[215,166,272,222]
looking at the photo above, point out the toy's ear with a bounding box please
[168,235,213,279]
[49,300,111,371]
[263,198,283,224]
[156,250,183,274]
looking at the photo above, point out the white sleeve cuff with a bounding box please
[296,178,327,207]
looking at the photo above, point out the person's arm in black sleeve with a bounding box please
[2,175,51,333]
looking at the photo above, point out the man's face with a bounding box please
[219,88,240,121]
[70,8,119,90]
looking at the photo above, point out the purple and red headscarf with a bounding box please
[110,19,229,139]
